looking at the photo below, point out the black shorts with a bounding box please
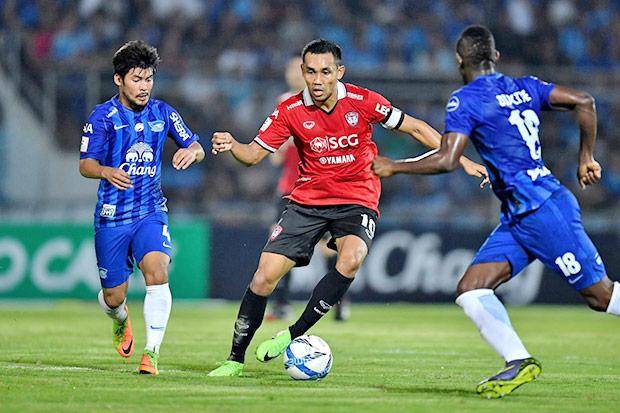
[263,202,378,267]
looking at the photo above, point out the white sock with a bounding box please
[98,290,128,322]
[606,282,620,316]
[144,283,172,353]
[456,289,531,362]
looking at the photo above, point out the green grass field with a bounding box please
[1,301,618,412]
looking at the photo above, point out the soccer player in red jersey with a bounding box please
[208,39,488,377]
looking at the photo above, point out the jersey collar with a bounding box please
[302,81,347,107]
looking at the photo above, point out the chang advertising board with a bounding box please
[0,221,209,299]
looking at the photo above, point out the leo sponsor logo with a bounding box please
[345,111,358,127]
[303,121,315,129]
[100,204,116,218]
[270,224,283,241]
[169,112,191,141]
[319,154,356,165]
[120,142,157,177]
[309,134,359,154]
[374,103,390,117]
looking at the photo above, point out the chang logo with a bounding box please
[120,142,156,177]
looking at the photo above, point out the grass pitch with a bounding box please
[0,301,618,412]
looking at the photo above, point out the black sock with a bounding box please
[289,268,352,338]
[271,272,291,306]
[228,287,268,363]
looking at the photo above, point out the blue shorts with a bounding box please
[94,212,172,289]
[472,187,606,291]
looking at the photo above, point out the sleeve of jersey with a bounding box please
[443,93,475,137]
[529,76,555,110]
[166,105,199,148]
[79,110,108,161]
[253,109,291,153]
[365,90,404,130]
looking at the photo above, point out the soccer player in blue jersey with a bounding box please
[79,40,205,375]
[373,25,620,398]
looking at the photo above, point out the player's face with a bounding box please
[301,53,345,103]
[114,67,154,110]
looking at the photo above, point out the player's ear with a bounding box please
[113,73,122,87]
[493,49,500,64]
[456,53,463,68]
[337,64,345,80]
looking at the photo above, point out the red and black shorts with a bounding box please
[263,201,378,267]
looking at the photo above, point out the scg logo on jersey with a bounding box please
[309,134,359,154]
[120,142,157,177]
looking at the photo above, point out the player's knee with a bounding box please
[336,254,364,277]
[251,268,277,296]
[585,293,611,312]
[103,289,126,308]
[143,267,169,286]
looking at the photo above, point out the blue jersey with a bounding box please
[444,73,562,223]
[80,96,199,228]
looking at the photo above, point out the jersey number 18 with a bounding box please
[509,109,541,161]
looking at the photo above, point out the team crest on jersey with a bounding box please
[310,137,330,154]
[345,111,359,127]
[303,121,315,129]
[148,120,165,132]
[270,224,283,241]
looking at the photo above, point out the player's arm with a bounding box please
[212,132,270,166]
[395,114,488,182]
[172,141,205,170]
[79,158,132,190]
[548,85,600,189]
[373,132,470,178]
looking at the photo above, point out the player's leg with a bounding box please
[209,203,325,376]
[580,276,619,313]
[131,213,174,375]
[94,226,135,358]
[456,224,541,398]
[255,206,376,363]
[267,199,295,321]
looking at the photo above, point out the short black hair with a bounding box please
[456,25,496,67]
[113,40,160,77]
[301,39,342,64]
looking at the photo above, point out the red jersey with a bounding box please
[255,82,404,213]
[275,92,301,196]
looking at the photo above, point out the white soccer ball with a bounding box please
[283,335,332,380]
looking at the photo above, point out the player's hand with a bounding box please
[101,166,132,190]
[372,156,397,178]
[172,148,197,170]
[577,158,602,189]
[212,132,234,155]
[460,158,490,189]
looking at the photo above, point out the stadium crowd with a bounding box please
[1,0,620,224]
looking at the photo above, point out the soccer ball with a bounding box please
[283,335,332,380]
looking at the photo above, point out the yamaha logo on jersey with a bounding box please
[120,142,157,177]
[303,121,315,129]
[345,111,359,127]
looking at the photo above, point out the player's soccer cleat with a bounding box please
[112,306,134,358]
[138,349,159,375]
[476,357,542,399]
[207,360,244,377]
[256,329,292,362]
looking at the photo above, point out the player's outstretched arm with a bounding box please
[172,141,205,170]
[211,131,270,166]
[548,85,601,189]
[373,132,469,178]
[395,115,488,184]
[79,158,132,190]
